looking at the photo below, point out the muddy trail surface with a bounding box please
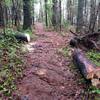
[14,23,91,100]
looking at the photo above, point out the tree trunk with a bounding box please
[39,0,44,22]
[23,0,32,30]
[52,0,61,30]
[32,0,34,25]
[59,0,61,31]
[89,0,97,33]
[76,0,84,33]
[98,2,100,30]
[83,0,89,31]
[0,1,4,27]
[52,0,57,27]
[44,0,48,26]
[67,0,73,24]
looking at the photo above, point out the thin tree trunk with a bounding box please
[76,0,84,33]
[59,0,61,31]
[67,0,73,24]
[89,0,97,33]
[23,0,32,30]
[0,1,4,27]
[39,0,43,22]
[45,0,48,26]
[98,2,100,30]
[32,0,34,25]
[52,0,58,27]
[52,0,61,30]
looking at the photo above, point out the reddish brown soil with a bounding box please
[14,23,92,100]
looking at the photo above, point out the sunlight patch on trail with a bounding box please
[25,42,37,52]
[36,68,47,75]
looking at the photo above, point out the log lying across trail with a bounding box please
[73,49,100,87]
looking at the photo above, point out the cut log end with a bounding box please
[73,49,100,87]
[86,71,94,79]
[95,68,100,78]
[91,79,100,87]
[91,68,100,87]
[86,67,100,79]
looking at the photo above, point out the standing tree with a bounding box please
[52,0,58,28]
[39,0,44,22]
[52,0,61,30]
[76,0,84,33]
[23,0,32,30]
[89,0,97,33]
[0,0,4,27]
[32,0,35,25]
[97,2,100,30]
[59,0,62,31]
[67,0,73,24]
[83,0,89,30]
[44,0,48,26]
[12,0,22,28]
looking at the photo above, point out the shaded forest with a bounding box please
[0,0,100,32]
[0,0,100,99]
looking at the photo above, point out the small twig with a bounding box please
[90,40,100,51]
[69,30,78,36]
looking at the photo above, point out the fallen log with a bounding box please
[73,49,100,87]
[70,30,100,50]
[70,30,100,40]
[14,33,30,42]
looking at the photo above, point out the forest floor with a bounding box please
[14,23,96,100]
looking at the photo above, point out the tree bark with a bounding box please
[32,0,34,25]
[52,0,58,27]
[98,2,100,30]
[59,0,62,31]
[89,0,97,33]
[76,0,84,33]
[44,0,48,26]
[52,0,61,30]
[0,1,4,27]
[67,0,73,24]
[23,0,32,30]
[39,0,44,22]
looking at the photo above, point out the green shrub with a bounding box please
[0,33,24,97]
[86,51,100,66]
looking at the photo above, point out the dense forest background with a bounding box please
[0,0,100,33]
[0,0,100,99]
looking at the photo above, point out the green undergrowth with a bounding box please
[4,28,37,41]
[5,28,32,35]
[89,86,100,94]
[0,32,25,98]
[58,47,70,57]
[86,50,100,67]
[86,51,100,95]
[60,32,66,37]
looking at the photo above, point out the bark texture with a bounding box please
[76,0,84,33]
[23,0,32,30]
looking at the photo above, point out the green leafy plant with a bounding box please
[89,86,100,94]
[58,47,70,57]
[86,51,100,66]
[0,32,24,98]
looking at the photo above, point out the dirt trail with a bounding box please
[15,23,90,100]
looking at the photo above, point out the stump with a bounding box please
[73,49,100,87]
